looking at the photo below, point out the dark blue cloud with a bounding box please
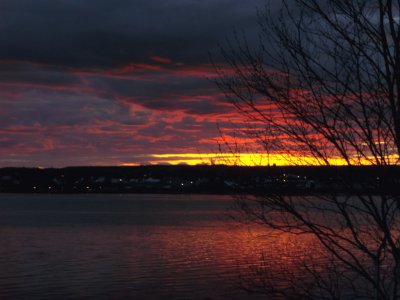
[0,0,264,67]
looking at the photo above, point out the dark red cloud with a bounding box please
[0,0,270,167]
[0,60,243,166]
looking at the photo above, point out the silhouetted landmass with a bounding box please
[0,165,399,194]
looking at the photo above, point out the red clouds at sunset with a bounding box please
[0,60,246,166]
[0,0,292,167]
[0,57,351,167]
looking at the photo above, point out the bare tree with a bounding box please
[215,1,400,299]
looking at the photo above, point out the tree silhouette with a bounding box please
[215,1,400,299]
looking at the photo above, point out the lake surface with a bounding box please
[0,194,315,300]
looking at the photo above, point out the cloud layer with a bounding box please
[0,0,266,166]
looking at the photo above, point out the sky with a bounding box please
[0,0,277,167]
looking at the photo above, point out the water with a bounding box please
[0,194,314,300]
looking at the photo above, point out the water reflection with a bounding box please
[0,194,317,300]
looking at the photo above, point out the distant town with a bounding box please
[0,165,399,195]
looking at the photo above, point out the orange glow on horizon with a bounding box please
[120,163,141,167]
[149,153,346,166]
[117,153,400,167]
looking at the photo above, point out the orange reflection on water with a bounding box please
[0,194,326,299]
[118,218,321,298]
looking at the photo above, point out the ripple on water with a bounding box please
[0,194,318,300]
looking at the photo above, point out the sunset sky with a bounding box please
[0,0,282,167]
